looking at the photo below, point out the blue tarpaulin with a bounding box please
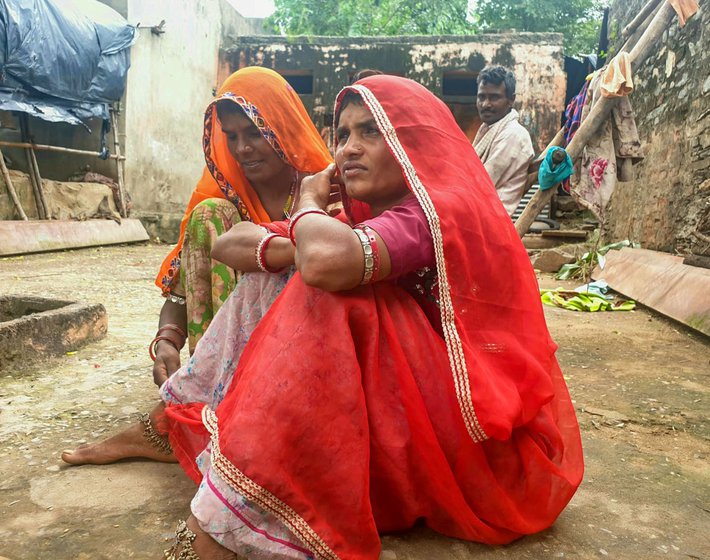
[0,0,136,126]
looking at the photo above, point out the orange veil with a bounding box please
[155,67,332,294]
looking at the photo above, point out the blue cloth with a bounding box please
[538,147,574,191]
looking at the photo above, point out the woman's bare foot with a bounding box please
[61,407,176,465]
[163,516,238,560]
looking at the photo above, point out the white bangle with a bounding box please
[255,232,281,273]
[287,207,328,245]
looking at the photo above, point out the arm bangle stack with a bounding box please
[353,225,381,285]
[255,232,286,273]
[149,323,187,361]
[287,207,328,245]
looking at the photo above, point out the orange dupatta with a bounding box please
[156,67,332,294]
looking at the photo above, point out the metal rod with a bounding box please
[110,109,128,218]
[0,140,125,161]
[514,2,677,238]
[19,115,46,220]
[0,147,28,220]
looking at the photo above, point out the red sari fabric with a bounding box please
[165,75,583,559]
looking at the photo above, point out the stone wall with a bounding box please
[604,1,709,254]
[221,34,566,152]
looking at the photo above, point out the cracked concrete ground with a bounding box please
[0,243,708,560]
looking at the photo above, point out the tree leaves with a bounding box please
[266,0,609,57]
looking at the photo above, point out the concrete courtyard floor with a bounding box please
[0,243,708,560]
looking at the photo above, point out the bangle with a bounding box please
[149,336,180,362]
[166,293,186,305]
[353,226,380,285]
[255,232,286,273]
[359,225,380,282]
[157,323,187,339]
[287,207,328,246]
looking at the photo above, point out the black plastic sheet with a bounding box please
[0,0,136,125]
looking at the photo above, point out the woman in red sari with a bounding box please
[163,75,583,560]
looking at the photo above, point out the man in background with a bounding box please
[473,65,535,216]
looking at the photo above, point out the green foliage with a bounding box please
[555,239,639,281]
[266,0,610,56]
[476,0,610,56]
[266,0,476,36]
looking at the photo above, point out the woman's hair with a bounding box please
[215,98,243,120]
[335,90,365,127]
[478,66,517,99]
[350,69,383,84]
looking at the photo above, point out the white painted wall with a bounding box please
[121,0,256,236]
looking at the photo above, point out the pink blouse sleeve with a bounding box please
[361,196,435,279]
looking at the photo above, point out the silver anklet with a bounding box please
[139,413,173,455]
[164,520,200,560]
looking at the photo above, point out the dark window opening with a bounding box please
[278,71,314,94]
[442,72,477,97]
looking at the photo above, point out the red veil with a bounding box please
[165,76,583,559]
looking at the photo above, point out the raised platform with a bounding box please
[0,296,107,369]
[0,218,149,256]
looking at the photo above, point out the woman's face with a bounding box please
[219,109,288,186]
[335,102,409,211]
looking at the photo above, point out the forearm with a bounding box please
[213,228,295,272]
[157,298,187,348]
[293,212,364,291]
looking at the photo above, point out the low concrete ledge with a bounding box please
[0,219,149,257]
[0,296,107,369]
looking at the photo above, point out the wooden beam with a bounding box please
[514,2,677,238]
[110,109,128,218]
[621,0,663,40]
[0,140,125,161]
[19,115,47,220]
[0,147,28,220]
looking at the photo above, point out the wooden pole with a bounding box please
[19,114,47,220]
[28,144,50,219]
[514,2,677,238]
[0,147,28,220]
[110,109,128,218]
[0,140,125,161]
[621,0,663,40]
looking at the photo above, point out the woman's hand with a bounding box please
[153,343,181,387]
[297,164,340,211]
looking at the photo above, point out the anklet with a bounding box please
[139,413,173,455]
[164,520,200,560]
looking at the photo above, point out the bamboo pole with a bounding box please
[19,115,47,220]
[27,143,50,219]
[621,0,663,40]
[514,2,677,238]
[0,140,125,161]
[110,109,128,218]
[0,147,28,220]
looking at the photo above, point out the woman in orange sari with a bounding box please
[148,66,332,387]
[61,66,331,466]
[162,75,583,559]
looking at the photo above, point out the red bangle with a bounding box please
[157,323,187,339]
[255,233,286,273]
[149,336,180,362]
[287,207,328,245]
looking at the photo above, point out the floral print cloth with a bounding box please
[180,198,241,352]
[162,269,310,558]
